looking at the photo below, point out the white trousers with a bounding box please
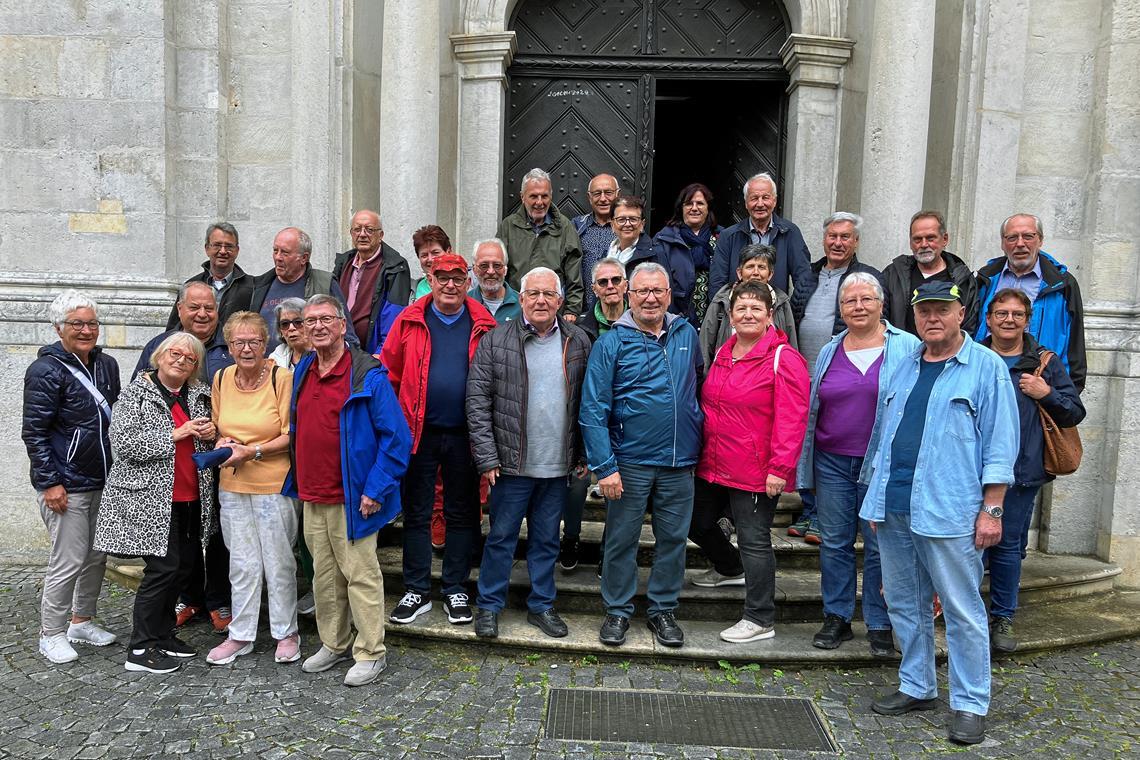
[219,490,298,641]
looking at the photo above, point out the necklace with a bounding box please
[235,361,268,391]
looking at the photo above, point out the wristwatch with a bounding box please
[254,444,263,462]
[981,503,1004,519]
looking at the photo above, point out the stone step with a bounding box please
[579,491,804,525]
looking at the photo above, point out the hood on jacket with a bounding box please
[713,323,789,366]
[39,341,107,366]
[613,308,684,333]
[400,293,499,332]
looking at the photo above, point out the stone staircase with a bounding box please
[107,493,1140,665]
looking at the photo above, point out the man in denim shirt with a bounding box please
[859,281,1018,746]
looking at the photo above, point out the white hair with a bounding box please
[592,257,626,279]
[520,168,552,194]
[824,211,863,238]
[838,271,884,302]
[520,266,563,296]
[629,261,669,288]
[743,172,777,201]
[49,289,99,326]
[472,237,509,265]
[1000,213,1044,239]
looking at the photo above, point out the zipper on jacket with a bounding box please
[94,360,109,478]
[66,429,80,464]
[662,336,680,467]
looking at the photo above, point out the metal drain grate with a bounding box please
[544,688,838,752]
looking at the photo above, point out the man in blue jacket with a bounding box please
[860,281,1019,746]
[580,262,703,648]
[974,213,1086,392]
[283,294,412,687]
[707,172,812,306]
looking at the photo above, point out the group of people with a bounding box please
[24,166,1086,746]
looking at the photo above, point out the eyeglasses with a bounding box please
[230,338,265,350]
[433,274,467,286]
[278,318,304,330]
[614,216,642,226]
[588,189,617,198]
[630,287,668,299]
[521,289,560,301]
[992,310,1028,322]
[1002,232,1039,244]
[840,296,880,308]
[350,226,382,235]
[474,262,505,272]
[61,319,100,331]
[207,243,237,251]
[594,276,625,288]
[303,315,341,327]
[166,349,198,366]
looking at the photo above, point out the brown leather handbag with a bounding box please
[1034,350,1082,476]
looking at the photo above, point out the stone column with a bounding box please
[857,0,937,268]
[379,0,441,258]
[779,34,854,238]
[449,31,516,261]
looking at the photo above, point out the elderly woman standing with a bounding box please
[270,297,312,369]
[94,333,216,674]
[206,312,298,666]
[653,182,722,326]
[698,281,810,643]
[796,272,921,655]
[23,290,122,664]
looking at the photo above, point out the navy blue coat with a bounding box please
[22,343,121,493]
[652,224,722,327]
[707,214,813,308]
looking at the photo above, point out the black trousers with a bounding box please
[688,477,745,576]
[179,515,230,610]
[131,502,201,649]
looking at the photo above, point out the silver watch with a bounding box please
[254,444,263,462]
[981,503,1003,519]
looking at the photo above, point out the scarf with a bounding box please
[679,224,714,271]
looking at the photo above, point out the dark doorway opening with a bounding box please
[649,79,786,235]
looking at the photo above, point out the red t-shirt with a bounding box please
[295,351,352,504]
[170,401,200,502]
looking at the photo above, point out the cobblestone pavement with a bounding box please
[1,563,1137,759]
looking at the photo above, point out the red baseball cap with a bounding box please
[428,252,469,275]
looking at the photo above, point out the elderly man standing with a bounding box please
[572,173,619,311]
[331,210,410,352]
[467,238,521,324]
[381,252,497,626]
[284,295,411,686]
[466,267,592,639]
[861,281,1018,746]
[975,213,1086,392]
[882,211,979,336]
[165,222,253,334]
[708,172,812,301]
[137,282,234,383]
[250,227,354,347]
[580,262,703,648]
[496,168,584,319]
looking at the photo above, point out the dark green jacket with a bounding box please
[495,205,584,316]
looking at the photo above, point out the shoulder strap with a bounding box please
[1035,349,1055,379]
[773,343,785,376]
[54,357,111,421]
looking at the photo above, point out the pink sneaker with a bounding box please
[206,638,253,665]
[275,633,301,663]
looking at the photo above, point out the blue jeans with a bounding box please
[987,484,1039,620]
[815,450,888,629]
[601,464,693,618]
[476,475,565,613]
[878,512,991,715]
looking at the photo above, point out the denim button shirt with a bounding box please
[859,332,1020,537]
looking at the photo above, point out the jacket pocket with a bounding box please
[65,429,81,464]
[948,396,978,441]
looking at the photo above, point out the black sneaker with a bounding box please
[474,608,499,639]
[598,614,629,646]
[647,612,684,647]
[126,647,182,674]
[990,616,1017,653]
[158,636,197,658]
[812,614,854,650]
[389,591,432,624]
[867,628,896,658]
[444,592,473,624]
[558,536,580,572]
[527,608,569,638]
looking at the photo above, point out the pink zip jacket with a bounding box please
[697,327,810,490]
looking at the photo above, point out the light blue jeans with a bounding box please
[878,512,991,715]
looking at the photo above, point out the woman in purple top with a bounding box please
[795,272,921,655]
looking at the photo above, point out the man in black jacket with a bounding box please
[165,222,253,336]
[882,211,979,335]
[466,267,592,640]
[331,210,411,351]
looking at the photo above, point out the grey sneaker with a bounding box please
[343,657,387,687]
[67,620,117,647]
[297,591,316,616]
[990,616,1017,653]
[301,645,351,673]
[691,567,746,587]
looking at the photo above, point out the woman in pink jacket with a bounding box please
[697,281,810,644]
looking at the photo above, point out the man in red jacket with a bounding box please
[380,253,497,627]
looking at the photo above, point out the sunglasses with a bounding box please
[278,318,305,330]
[594,276,625,288]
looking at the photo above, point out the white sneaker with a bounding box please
[343,657,387,687]
[720,619,775,643]
[691,568,746,587]
[67,620,117,647]
[39,633,79,664]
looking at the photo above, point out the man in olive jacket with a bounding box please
[465,267,592,640]
[495,167,584,318]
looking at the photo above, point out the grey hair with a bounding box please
[177,280,216,305]
[629,261,669,287]
[204,221,239,246]
[273,297,308,320]
[738,243,776,270]
[742,172,777,201]
[293,228,313,256]
[520,168,552,193]
[49,289,99,326]
[472,237,509,265]
[1000,213,1044,239]
[520,266,563,296]
[824,211,863,238]
[150,332,206,382]
[304,293,345,319]
[592,256,626,279]
[838,271,885,302]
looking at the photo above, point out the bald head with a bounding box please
[350,209,384,259]
[587,173,620,222]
